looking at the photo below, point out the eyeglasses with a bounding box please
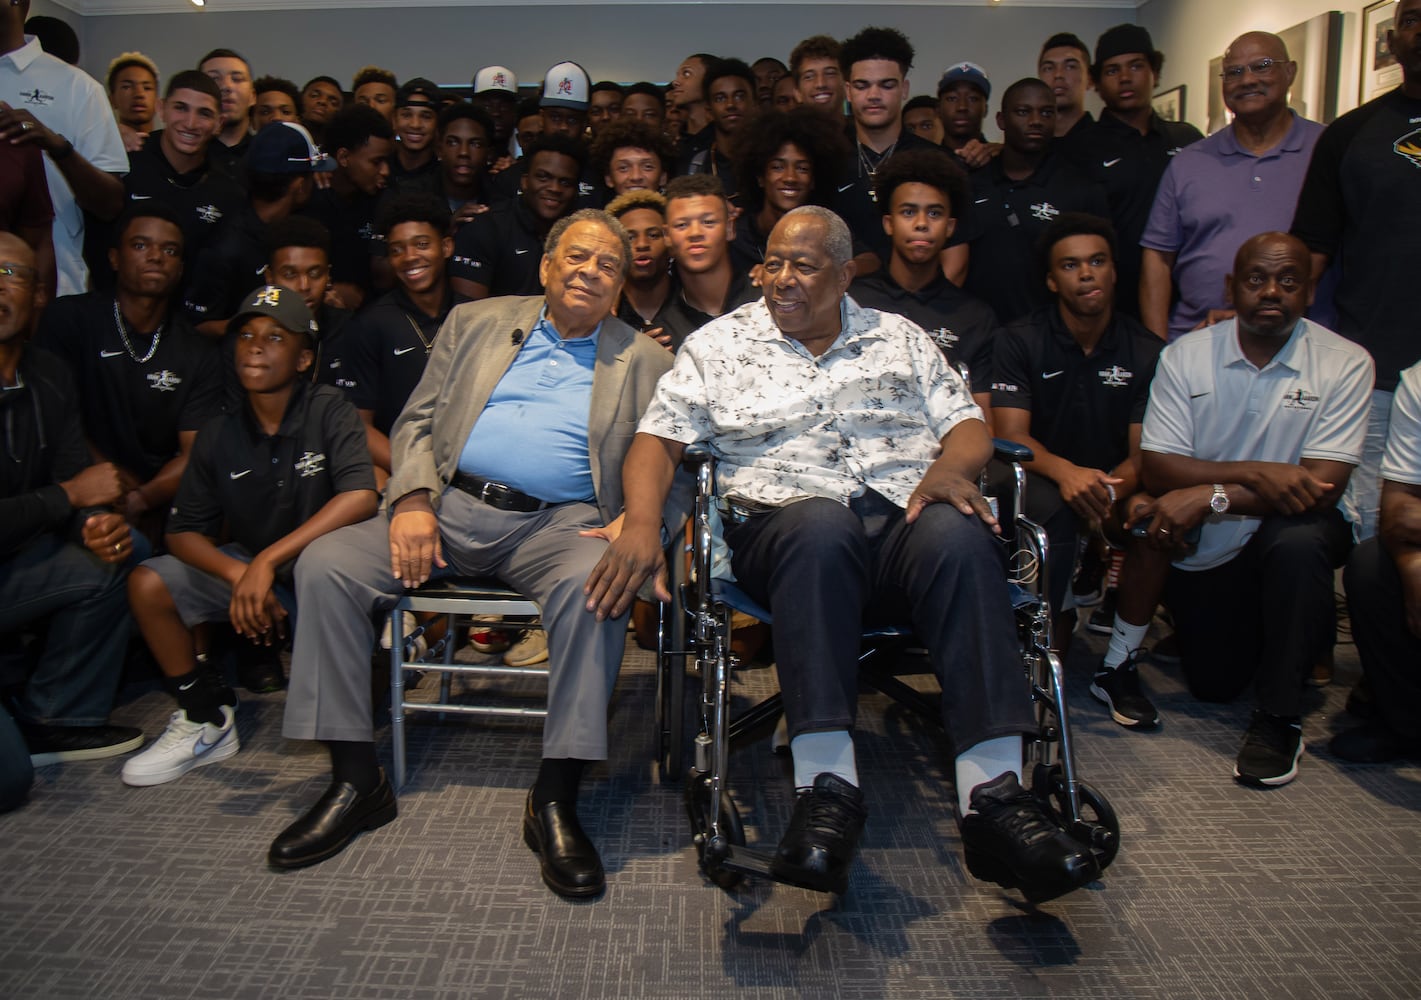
[0,264,38,288]
[1220,57,1281,80]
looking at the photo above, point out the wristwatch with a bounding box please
[1209,484,1230,515]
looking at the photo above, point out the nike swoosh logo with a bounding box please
[1190,392,1211,399]
[838,183,855,192]
[1042,370,1065,379]
[1103,158,1122,168]
[974,197,990,204]
[99,349,124,358]
[514,248,530,255]
[177,679,198,691]
[229,470,252,480]
[393,346,417,356]
[129,194,152,200]
[194,727,226,754]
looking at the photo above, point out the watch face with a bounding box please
[1211,490,1228,513]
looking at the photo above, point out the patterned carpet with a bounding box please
[2,619,1419,1000]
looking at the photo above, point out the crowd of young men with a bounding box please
[3,0,1421,905]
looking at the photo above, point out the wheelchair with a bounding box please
[656,440,1121,898]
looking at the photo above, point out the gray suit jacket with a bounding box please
[388,295,674,528]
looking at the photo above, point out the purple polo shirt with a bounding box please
[1141,112,1323,341]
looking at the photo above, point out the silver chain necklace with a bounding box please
[112,299,164,364]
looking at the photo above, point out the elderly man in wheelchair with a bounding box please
[586,206,1110,902]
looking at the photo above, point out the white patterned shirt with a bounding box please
[638,295,983,508]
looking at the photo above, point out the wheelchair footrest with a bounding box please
[705,840,777,880]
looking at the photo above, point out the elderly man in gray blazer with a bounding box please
[268,210,675,899]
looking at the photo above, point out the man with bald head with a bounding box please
[589,206,1101,903]
[1100,233,1371,786]
[0,232,147,794]
[269,210,677,899]
[1141,32,1323,342]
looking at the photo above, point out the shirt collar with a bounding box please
[242,378,311,439]
[1222,317,1307,373]
[1220,111,1308,156]
[535,306,602,346]
[2,36,42,72]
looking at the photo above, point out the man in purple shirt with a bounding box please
[1139,31,1322,341]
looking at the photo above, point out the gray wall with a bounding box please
[68,3,1133,135]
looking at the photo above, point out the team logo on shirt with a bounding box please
[196,204,223,224]
[1098,365,1133,388]
[358,222,375,240]
[21,88,54,106]
[1281,388,1320,411]
[1394,128,1421,170]
[579,181,596,197]
[147,370,182,392]
[1030,202,1060,222]
[295,451,326,478]
[928,327,960,352]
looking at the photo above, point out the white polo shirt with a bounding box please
[1381,362,1421,487]
[1141,317,1374,571]
[0,36,127,295]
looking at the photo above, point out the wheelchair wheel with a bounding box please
[1033,763,1121,870]
[684,769,746,889]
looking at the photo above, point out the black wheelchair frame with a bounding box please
[655,440,1121,896]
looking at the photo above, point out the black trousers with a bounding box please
[1344,537,1421,742]
[1163,507,1352,718]
[724,492,1035,758]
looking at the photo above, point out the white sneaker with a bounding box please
[504,629,549,667]
[121,705,239,787]
[380,611,418,650]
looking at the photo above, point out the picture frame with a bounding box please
[1152,84,1186,123]
[1361,0,1403,104]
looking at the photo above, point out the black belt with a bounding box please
[451,472,553,513]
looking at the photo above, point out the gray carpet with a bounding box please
[2,620,1419,1000]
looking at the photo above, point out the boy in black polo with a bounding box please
[344,193,459,488]
[122,286,377,787]
[849,150,997,423]
[992,214,1160,670]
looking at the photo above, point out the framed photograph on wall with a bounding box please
[1362,0,1403,103]
[1152,84,1186,123]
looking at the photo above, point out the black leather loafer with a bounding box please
[522,792,605,899]
[268,772,397,869]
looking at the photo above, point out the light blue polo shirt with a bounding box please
[457,310,599,503]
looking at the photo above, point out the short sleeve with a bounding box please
[1382,366,1421,485]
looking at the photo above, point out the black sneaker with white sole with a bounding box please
[1090,656,1160,728]
[1234,710,1303,787]
[1085,589,1117,635]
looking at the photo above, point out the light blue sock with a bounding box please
[955,736,1023,815]
[790,729,858,789]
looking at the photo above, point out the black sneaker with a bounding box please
[1234,710,1303,787]
[1085,589,1117,635]
[960,772,1098,902]
[1090,657,1160,728]
[23,722,145,767]
[770,772,867,894]
[235,643,286,694]
[1071,550,1106,607]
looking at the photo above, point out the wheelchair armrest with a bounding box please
[992,438,1034,465]
[682,445,714,468]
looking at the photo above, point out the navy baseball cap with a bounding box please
[247,121,335,174]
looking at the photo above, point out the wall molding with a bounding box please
[52,0,1142,15]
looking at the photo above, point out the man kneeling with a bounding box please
[586,206,1098,900]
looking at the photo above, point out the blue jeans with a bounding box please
[0,702,33,811]
[0,532,143,727]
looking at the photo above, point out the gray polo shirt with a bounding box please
[1381,362,1421,487]
[1141,317,1373,570]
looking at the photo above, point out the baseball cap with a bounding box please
[1094,24,1159,69]
[247,121,335,174]
[227,285,320,342]
[396,77,440,110]
[540,61,590,110]
[937,62,991,100]
[472,65,517,97]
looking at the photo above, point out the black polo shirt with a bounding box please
[450,198,547,296]
[344,285,459,434]
[1060,111,1202,317]
[207,132,253,178]
[653,269,761,351]
[960,153,1110,324]
[993,305,1161,472]
[1292,88,1421,391]
[683,143,738,201]
[182,201,270,324]
[300,187,382,294]
[34,292,223,483]
[389,155,439,196]
[0,348,100,558]
[849,271,998,395]
[728,210,770,272]
[833,130,944,262]
[168,381,375,577]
